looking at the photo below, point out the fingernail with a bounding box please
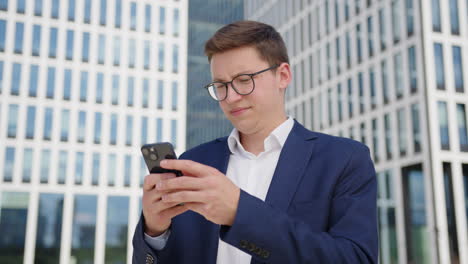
[160,160,167,166]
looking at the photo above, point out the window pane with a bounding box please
[442,163,460,263]
[29,65,39,97]
[157,80,164,109]
[70,195,97,263]
[438,101,450,150]
[347,78,353,118]
[74,152,84,184]
[412,104,421,152]
[113,36,120,66]
[449,0,459,35]
[159,7,165,34]
[34,193,64,263]
[112,75,119,105]
[60,109,70,142]
[32,25,41,56]
[0,0,7,10]
[49,28,58,58]
[82,32,90,62]
[379,9,386,51]
[130,2,136,30]
[14,22,24,54]
[158,43,164,71]
[43,107,53,140]
[0,20,6,52]
[114,0,121,28]
[432,0,441,32]
[434,43,445,90]
[68,0,75,21]
[172,44,179,73]
[457,104,468,151]
[100,0,107,25]
[108,154,116,186]
[372,119,379,162]
[92,153,100,185]
[11,63,21,95]
[394,53,403,99]
[142,79,149,108]
[98,34,105,64]
[141,117,148,144]
[356,24,362,64]
[124,155,131,187]
[51,0,59,18]
[145,4,151,32]
[7,104,19,138]
[125,116,132,146]
[171,119,177,148]
[84,0,91,23]
[406,0,414,36]
[173,9,179,36]
[385,114,392,160]
[96,73,104,103]
[77,111,86,143]
[128,38,135,68]
[171,81,177,111]
[34,0,42,16]
[0,61,3,94]
[397,108,407,156]
[402,164,430,263]
[110,114,117,145]
[80,71,88,102]
[127,77,134,106]
[22,148,33,183]
[26,106,36,139]
[105,196,129,263]
[39,149,51,183]
[66,30,74,60]
[57,150,67,184]
[452,46,464,93]
[16,0,25,14]
[408,46,417,93]
[63,69,72,100]
[0,192,29,263]
[156,118,162,142]
[391,0,401,43]
[144,40,150,70]
[46,67,55,99]
[94,112,102,144]
[3,147,15,182]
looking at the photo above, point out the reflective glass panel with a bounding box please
[105,196,129,263]
[70,195,97,263]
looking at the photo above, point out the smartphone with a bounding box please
[141,142,182,176]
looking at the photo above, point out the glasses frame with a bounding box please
[204,64,279,101]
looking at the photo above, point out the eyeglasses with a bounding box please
[204,65,279,101]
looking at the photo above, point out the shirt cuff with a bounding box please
[144,229,171,251]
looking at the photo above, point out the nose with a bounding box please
[224,83,242,104]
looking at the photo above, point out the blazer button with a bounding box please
[240,240,248,249]
[261,250,270,259]
[146,253,154,264]
[248,242,257,252]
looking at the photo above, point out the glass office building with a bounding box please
[0,0,187,263]
[186,0,243,149]
[247,0,468,263]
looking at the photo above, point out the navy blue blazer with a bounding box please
[133,120,378,263]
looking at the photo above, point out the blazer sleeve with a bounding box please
[219,144,378,264]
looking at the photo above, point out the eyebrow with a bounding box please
[212,70,253,82]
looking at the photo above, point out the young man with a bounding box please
[133,21,378,264]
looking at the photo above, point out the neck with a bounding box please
[239,115,288,156]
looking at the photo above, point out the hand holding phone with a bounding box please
[141,142,182,176]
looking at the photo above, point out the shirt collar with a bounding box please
[227,117,294,156]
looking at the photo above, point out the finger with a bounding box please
[161,190,206,204]
[159,203,190,219]
[157,176,205,192]
[160,159,217,178]
[143,173,177,191]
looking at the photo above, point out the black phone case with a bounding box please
[141,142,182,176]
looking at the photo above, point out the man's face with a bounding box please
[210,46,290,135]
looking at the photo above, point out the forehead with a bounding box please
[209,46,268,80]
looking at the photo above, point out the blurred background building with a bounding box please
[246,0,468,264]
[0,0,187,263]
[185,0,243,149]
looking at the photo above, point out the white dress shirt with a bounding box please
[145,117,294,264]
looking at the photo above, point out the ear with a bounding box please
[277,63,292,92]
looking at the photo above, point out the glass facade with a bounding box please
[70,195,97,263]
[105,196,129,263]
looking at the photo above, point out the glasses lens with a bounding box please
[232,75,254,95]
[207,83,226,101]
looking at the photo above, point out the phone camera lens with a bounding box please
[150,153,158,160]
[142,149,149,155]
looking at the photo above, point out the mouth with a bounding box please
[230,107,251,116]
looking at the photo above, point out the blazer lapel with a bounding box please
[264,121,318,212]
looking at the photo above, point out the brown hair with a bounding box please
[204,20,289,66]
